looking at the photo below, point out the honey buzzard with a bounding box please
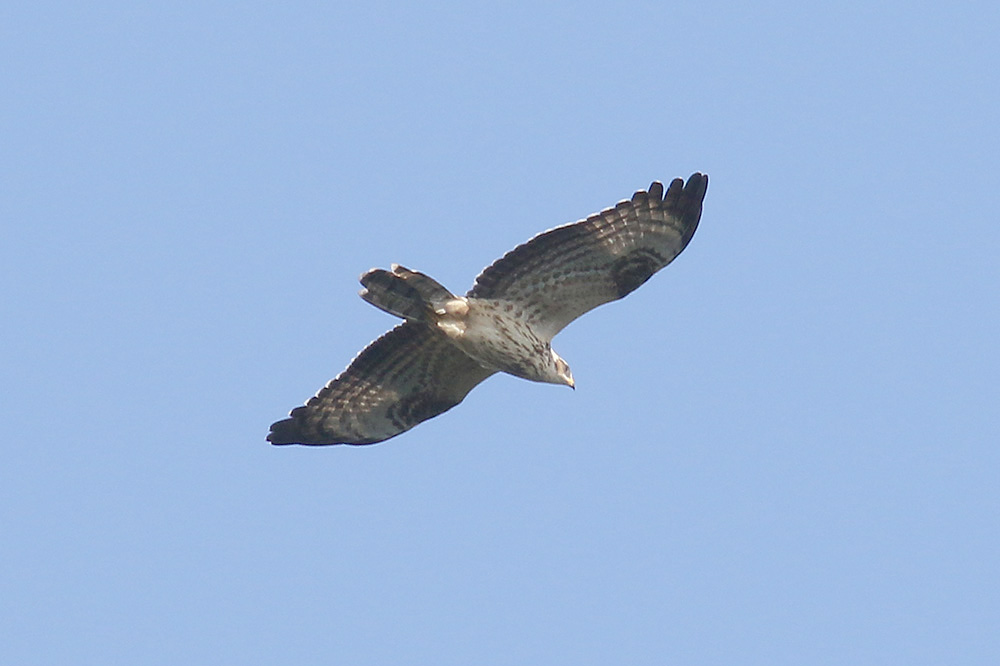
[268,173,707,446]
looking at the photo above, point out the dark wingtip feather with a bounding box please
[267,415,357,446]
[663,172,707,200]
[266,417,302,445]
[675,173,708,244]
[685,172,708,201]
[663,177,684,203]
[663,173,708,220]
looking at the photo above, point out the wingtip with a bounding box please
[267,418,296,445]
[686,172,708,200]
[663,172,708,207]
[267,417,335,446]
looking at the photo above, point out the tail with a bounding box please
[359,264,455,322]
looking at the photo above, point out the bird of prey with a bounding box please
[268,173,707,446]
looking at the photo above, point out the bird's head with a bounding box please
[552,350,575,390]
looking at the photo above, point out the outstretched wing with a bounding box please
[468,173,707,339]
[268,322,495,446]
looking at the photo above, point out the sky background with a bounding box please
[3,1,998,664]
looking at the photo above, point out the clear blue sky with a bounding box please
[3,2,998,664]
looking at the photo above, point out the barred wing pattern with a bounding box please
[469,174,707,339]
[268,322,495,445]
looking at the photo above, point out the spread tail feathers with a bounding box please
[359,264,455,322]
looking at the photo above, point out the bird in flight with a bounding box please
[269,173,707,446]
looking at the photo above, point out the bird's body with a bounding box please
[269,174,707,446]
